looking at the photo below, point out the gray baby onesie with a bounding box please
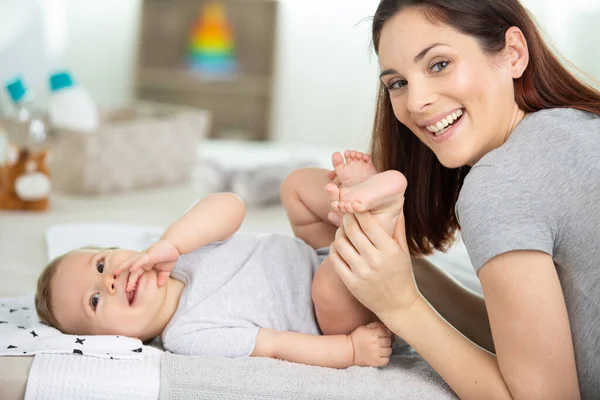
[457,108,600,398]
[161,232,325,358]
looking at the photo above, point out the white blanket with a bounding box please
[26,352,162,400]
[0,295,146,360]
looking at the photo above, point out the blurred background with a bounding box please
[1,0,599,149]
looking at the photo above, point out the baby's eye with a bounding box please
[96,260,104,273]
[90,293,100,311]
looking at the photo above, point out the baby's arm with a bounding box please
[118,193,245,288]
[251,322,393,368]
[161,193,246,255]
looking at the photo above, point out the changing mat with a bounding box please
[161,348,457,400]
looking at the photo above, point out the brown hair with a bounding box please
[370,0,600,256]
[35,253,68,331]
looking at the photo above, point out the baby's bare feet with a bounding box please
[350,322,393,367]
[328,170,407,238]
[331,150,377,188]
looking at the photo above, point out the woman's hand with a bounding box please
[328,212,421,321]
[114,240,180,291]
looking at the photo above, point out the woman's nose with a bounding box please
[406,79,436,113]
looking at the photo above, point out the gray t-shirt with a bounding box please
[161,232,323,358]
[457,108,600,398]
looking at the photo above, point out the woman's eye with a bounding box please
[388,79,407,90]
[431,60,450,73]
[96,260,104,273]
[90,293,100,311]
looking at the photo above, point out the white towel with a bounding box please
[0,296,146,360]
[25,352,162,400]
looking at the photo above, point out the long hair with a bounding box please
[371,0,600,256]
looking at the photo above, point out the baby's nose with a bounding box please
[105,274,118,294]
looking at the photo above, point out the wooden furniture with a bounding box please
[135,0,278,140]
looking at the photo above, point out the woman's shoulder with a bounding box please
[472,107,600,178]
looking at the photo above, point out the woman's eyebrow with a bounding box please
[379,68,398,79]
[413,42,448,63]
[379,42,450,79]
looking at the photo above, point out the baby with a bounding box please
[35,151,407,369]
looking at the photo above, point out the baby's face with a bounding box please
[51,249,168,339]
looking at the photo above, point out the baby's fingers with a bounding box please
[379,337,392,348]
[130,254,152,272]
[379,347,392,358]
[157,270,171,287]
[114,258,135,276]
[127,268,144,292]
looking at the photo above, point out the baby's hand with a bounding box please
[114,240,180,292]
[349,322,393,367]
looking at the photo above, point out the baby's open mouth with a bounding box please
[127,273,139,305]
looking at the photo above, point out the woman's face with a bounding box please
[378,7,526,168]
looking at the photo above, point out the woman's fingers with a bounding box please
[333,233,366,274]
[342,214,377,256]
[353,212,408,254]
[327,245,357,287]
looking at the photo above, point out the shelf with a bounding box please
[136,67,272,98]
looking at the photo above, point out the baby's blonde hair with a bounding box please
[35,252,68,331]
[34,246,119,332]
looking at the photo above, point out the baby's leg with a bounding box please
[313,236,379,335]
[280,168,338,249]
[281,153,381,335]
[280,151,377,249]
[315,170,408,335]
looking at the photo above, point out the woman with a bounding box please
[326,0,600,398]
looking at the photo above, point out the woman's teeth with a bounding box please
[426,109,463,136]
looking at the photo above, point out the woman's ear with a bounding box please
[505,26,529,79]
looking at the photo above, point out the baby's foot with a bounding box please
[331,150,378,188]
[327,170,407,237]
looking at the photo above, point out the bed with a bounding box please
[0,140,475,399]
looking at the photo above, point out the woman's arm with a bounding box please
[412,257,494,353]
[251,322,393,369]
[161,193,245,254]
[331,213,580,400]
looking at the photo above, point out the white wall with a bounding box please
[59,0,141,108]
[0,0,141,111]
[269,0,381,150]
[522,0,600,87]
